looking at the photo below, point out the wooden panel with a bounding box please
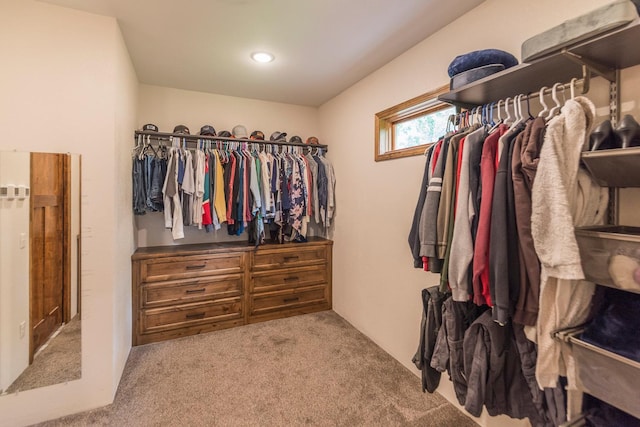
[135,319,244,345]
[131,238,333,346]
[142,274,243,308]
[251,265,327,293]
[141,298,243,334]
[252,245,326,270]
[30,152,66,361]
[141,253,243,282]
[250,285,327,316]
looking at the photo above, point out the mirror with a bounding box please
[0,151,81,394]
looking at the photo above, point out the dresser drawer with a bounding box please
[251,266,327,293]
[250,285,327,316]
[252,245,326,271]
[140,253,244,282]
[141,274,243,308]
[141,298,243,334]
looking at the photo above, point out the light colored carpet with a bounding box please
[36,311,476,426]
[6,316,81,394]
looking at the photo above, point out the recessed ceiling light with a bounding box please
[251,51,274,63]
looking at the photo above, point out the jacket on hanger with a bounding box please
[530,96,609,390]
[512,116,546,326]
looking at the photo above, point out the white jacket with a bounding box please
[530,96,608,389]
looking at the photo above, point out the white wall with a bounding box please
[112,20,138,391]
[0,152,30,392]
[318,0,615,425]
[136,84,321,247]
[0,1,136,425]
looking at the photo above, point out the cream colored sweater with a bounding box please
[530,96,609,390]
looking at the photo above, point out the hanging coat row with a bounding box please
[410,84,609,426]
[133,136,335,244]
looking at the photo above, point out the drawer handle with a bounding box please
[283,297,300,303]
[284,276,299,282]
[185,312,206,319]
[186,264,206,270]
[185,288,206,294]
[283,256,299,262]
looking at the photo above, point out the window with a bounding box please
[375,84,455,161]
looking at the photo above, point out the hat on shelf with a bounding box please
[289,135,303,144]
[142,123,159,132]
[270,131,287,142]
[199,125,216,136]
[447,49,518,90]
[250,130,265,140]
[173,124,190,135]
[306,136,319,145]
[232,125,248,138]
[218,130,232,138]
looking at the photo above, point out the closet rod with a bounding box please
[134,130,328,151]
[462,75,588,114]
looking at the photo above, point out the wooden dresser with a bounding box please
[131,237,332,345]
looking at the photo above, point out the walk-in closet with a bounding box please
[1,0,639,426]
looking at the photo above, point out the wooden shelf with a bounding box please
[439,18,640,108]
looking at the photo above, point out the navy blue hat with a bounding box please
[447,49,518,78]
[450,64,505,90]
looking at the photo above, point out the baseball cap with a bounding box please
[232,125,248,138]
[173,125,190,135]
[306,136,319,145]
[289,135,303,144]
[250,130,265,140]
[270,131,287,142]
[142,123,159,132]
[218,130,232,138]
[199,125,216,136]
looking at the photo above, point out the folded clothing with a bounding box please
[447,49,518,77]
[581,287,640,363]
[446,49,518,90]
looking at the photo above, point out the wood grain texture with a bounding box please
[30,152,66,361]
[131,238,333,346]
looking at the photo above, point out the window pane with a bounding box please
[394,105,456,149]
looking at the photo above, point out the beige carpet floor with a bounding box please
[6,316,81,394]
[36,311,476,426]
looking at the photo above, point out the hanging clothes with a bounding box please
[162,146,185,240]
[530,96,608,390]
[132,135,334,244]
[511,117,546,326]
[448,126,487,301]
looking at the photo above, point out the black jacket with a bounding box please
[431,297,485,405]
[412,286,446,392]
[463,311,541,422]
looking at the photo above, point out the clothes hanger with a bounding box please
[525,93,534,120]
[538,86,549,118]
[570,78,577,99]
[509,94,524,129]
[504,97,512,123]
[547,83,563,119]
[489,102,496,126]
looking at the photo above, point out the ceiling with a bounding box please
[40,0,485,106]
